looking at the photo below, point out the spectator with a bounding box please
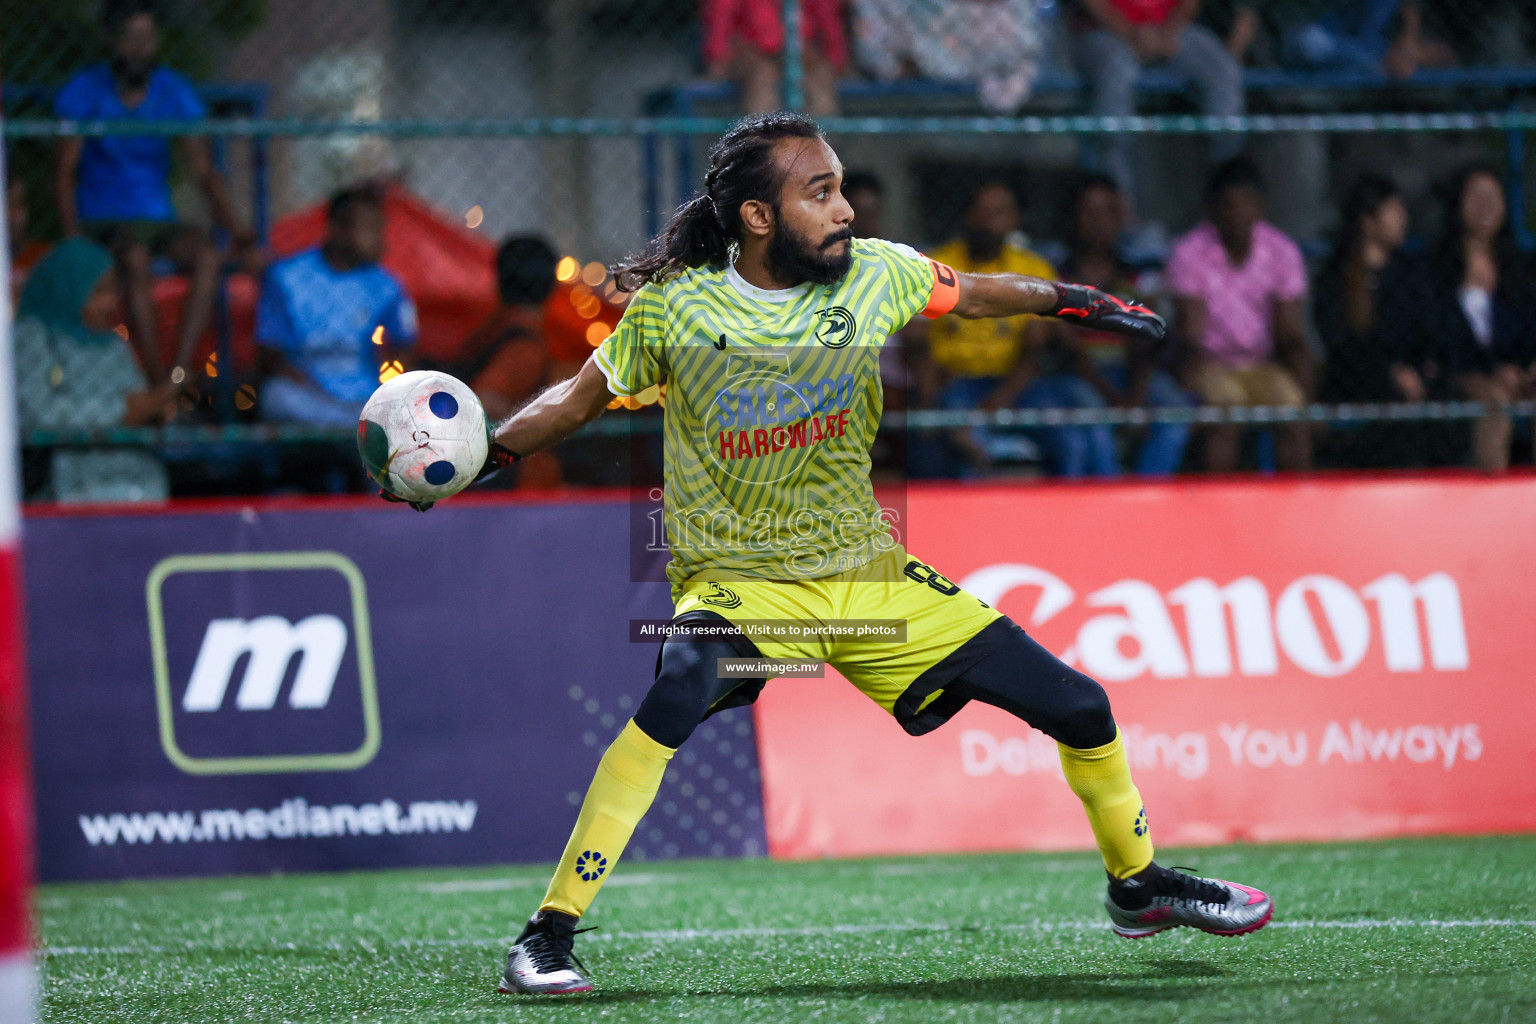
[1282,1,1455,79]
[843,170,911,474]
[1380,167,1536,473]
[256,188,417,425]
[457,236,563,423]
[702,0,847,115]
[1075,0,1244,209]
[844,171,910,406]
[844,171,887,239]
[1315,174,1413,403]
[1217,3,1261,62]
[53,0,262,384]
[1168,157,1313,472]
[914,181,1117,478]
[1056,173,1193,475]
[13,238,176,503]
[854,0,1044,113]
[7,174,51,301]
[449,235,577,487]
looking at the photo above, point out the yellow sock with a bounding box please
[1058,729,1153,879]
[539,719,674,918]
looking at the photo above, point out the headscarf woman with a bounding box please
[14,236,174,502]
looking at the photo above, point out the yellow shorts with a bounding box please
[673,545,1002,734]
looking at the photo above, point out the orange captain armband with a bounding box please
[920,258,961,318]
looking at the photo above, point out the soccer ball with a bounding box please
[357,370,489,504]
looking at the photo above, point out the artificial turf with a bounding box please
[37,834,1536,1023]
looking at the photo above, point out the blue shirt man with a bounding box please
[257,189,417,423]
[54,63,205,224]
[52,3,260,384]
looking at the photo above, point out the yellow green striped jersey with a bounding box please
[594,238,947,595]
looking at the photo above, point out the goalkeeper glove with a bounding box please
[477,418,520,481]
[477,440,519,480]
[378,488,435,513]
[1049,283,1165,342]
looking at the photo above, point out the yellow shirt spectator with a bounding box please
[925,239,1055,379]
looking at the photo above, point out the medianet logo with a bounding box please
[183,615,350,712]
[147,552,381,775]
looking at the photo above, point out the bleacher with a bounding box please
[645,63,1536,244]
[659,64,1536,117]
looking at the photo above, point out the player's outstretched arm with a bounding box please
[951,271,1166,343]
[490,357,617,460]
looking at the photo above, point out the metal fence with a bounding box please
[5,0,1536,498]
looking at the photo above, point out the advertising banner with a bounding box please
[26,497,767,881]
[755,476,1536,860]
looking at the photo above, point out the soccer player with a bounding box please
[396,112,1273,993]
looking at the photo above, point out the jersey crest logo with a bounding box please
[813,306,857,349]
[713,334,727,350]
[700,582,743,609]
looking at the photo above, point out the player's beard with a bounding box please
[767,217,854,286]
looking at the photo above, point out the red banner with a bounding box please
[755,476,1536,860]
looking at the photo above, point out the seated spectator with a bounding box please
[843,170,912,474]
[1281,1,1455,79]
[702,0,846,115]
[458,237,559,422]
[53,0,262,384]
[853,0,1044,113]
[844,170,887,239]
[450,236,579,487]
[844,171,910,409]
[912,181,1117,478]
[457,237,623,399]
[13,238,176,503]
[1315,174,1412,403]
[1056,173,1193,475]
[7,173,51,301]
[1074,0,1244,208]
[256,188,417,425]
[1169,157,1313,472]
[1379,167,1536,473]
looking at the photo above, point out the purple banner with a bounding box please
[24,496,767,881]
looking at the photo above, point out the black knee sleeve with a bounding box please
[632,612,763,749]
[633,642,719,748]
[1046,678,1117,750]
[948,618,1118,749]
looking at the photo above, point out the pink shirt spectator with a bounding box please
[1167,221,1307,368]
[702,0,848,70]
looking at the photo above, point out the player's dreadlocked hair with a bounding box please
[611,111,823,292]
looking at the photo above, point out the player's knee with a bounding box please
[1048,680,1116,750]
[633,642,717,749]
